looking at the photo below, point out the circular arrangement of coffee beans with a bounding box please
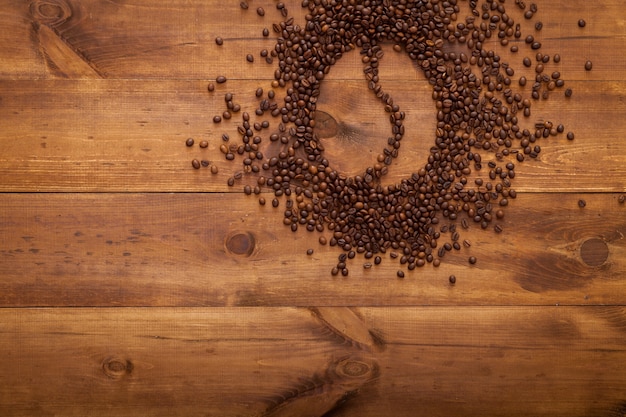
[190,0,589,278]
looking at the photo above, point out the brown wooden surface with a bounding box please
[1,0,625,415]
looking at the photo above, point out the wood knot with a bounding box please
[314,110,338,138]
[580,238,609,267]
[334,358,375,379]
[102,357,133,379]
[225,231,256,256]
[30,0,72,26]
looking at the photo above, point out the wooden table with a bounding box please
[1,0,625,415]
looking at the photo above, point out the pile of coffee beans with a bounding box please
[188,0,588,278]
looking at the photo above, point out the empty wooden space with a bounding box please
[0,0,625,416]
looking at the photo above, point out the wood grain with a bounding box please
[1,0,624,81]
[0,307,624,417]
[0,0,625,415]
[0,79,625,192]
[0,192,623,307]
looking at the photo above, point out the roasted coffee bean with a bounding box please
[215,37,223,46]
[185,137,194,147]
[397,270,405,278]
[210,165,218,174]
[199,140,208,148]
[578,19,586,28]
[307,249,314,255]
[246,54,254,63]
[584,60,593,71]
[618,195,625,204]
[567,132,575,140]
[191,0,581,279]
[468,256,477,265]
[256,7,265,16]
[207,83,215,92]
[565,88,573,97]
[215,76,227,84]
[449,275,456,284]
[578,199,586,208]
[191,159,201,169]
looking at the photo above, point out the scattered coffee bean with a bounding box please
[578,199,586,208]
[215,76,227,84]
[397,270,405,279]
[307,249,314,255]
[215,37,223,46]
[199,140,208,148]
[191,159,200,169]
[449,275,456,284]
[185,137,194,147]
[578,19,586,28]
[567,132,575,140]
[188,0,581,279]
[584,60,593,71]
[469,256,477,265]
[618,195,625,204]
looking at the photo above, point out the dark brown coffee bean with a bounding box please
[618,195,625,204]
[468,256,477,265]
[239,1,248,9]
[256,7,265,16]
[523,57,531,67]
[215,37,223,46]
[584,60,593,71]
[578,19,586,28]
[262,28,269,37]
[535,22,543,31]
[207,83,215,92]
[213,116,222,123]
[210,165,218,174]
[199,140,208,148]
[306,249,314,255]
[191,159,200,169]
[449,275,456,284]
[397,270,405,278]
[216,76,227,84]
[246,54,254,63]
[185,137,194,147]
[519,76,527,87]
[578,199,586,208]
[567,132,575,140]
[565,88,573,98]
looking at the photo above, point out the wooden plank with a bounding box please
[0,306,624,416]
[0,79,625,192]
[1,192,624,307]
[1,0,624,81]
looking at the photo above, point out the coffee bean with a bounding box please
[449,275,456,284]
[397,270,405,278]
[307,249,314,255]
[246,54,254,63]
[584,60,593,71]
[565,88,573,98]
[191,159,200,169]
[468,256,477,265]
[618,195,625,204]
[256,7,265,16]
[199,140,208,148]
[567,132,575,140]
[210,165,218,174]
[578,19,586,28]
[207,83,215,92]
[578,199,586,208]
[213,116,222,123]
[215,37,223,46]
[185,137,194,147]
[215,76,227,84]
[193,0,581,279]
[239,1,248,9]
